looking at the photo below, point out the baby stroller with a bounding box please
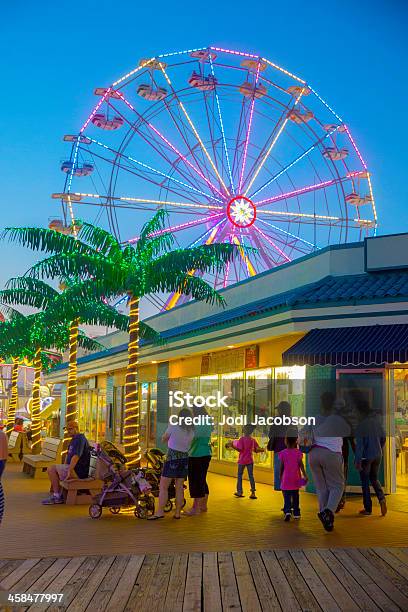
[144,448,187,513]
[89,441,155,519]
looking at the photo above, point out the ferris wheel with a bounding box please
[53,45,377,310]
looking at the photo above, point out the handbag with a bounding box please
[298,425,315,453]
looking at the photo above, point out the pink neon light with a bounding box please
[238,62,261,192]
[253,225,291,262]
[127,213,224,243]
[344,125,367,170]
[210,46,259,59]
[114,91,224,199]
[80,87,112,133]
[255,172,367,207]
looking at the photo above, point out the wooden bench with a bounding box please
[60,454,104,505]
[22,437,63,478]
[8,431,31,462]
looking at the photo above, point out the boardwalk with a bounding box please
[2,466,408,559]
[1,548,408,611]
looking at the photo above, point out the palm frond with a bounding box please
[28,253,116,283]
[77,221,121,258]
[2,226,98,258]
[77,331,104,353]
[137,210,169,247]
[146,243,239,282]
[76,301,130,332]
[0,288,50,310]
[140,322,165,345]
[6,277,59,308]
[149,273,224,306]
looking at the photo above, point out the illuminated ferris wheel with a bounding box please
[53,45,377,309]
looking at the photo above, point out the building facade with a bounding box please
[46,233,408,493]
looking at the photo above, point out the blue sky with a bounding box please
[1,0,407,299]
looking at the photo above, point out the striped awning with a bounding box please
[282,324,408,366]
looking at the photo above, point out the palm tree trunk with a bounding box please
[30,347,42,454]
[124,295,140,466]
[6,358,19,435]
[62,317,79,459]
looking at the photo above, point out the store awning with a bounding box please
[282,324,408,367]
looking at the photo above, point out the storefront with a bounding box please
[45,232,408,491]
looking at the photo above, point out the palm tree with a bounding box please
[3,211,238,464]
[0,315,27,435]
[0,277,133,455]
[0,309,81,452]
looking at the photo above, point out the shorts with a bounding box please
[162,449,189,479]
[54,465,75,480]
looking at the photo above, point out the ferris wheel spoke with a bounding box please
[231,235,257,276]
[105,100,211,195]
[244,88,307,196]
[209,56,235,193]
[258,208,373,228]
[255,223,313,257]
[254,171,366,208]
[249,127,340,200]
[111,92,225,199]
[164,218,227,309]
[155,93,216,191]
[159,65,230,195]
[257,217,317,250]
[250,230,280,268]
[238,62,261,193]
[127,213,226,243]
[252,225,291,263]
[86,137,222,204]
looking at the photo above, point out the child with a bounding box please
[226,425,264,499]
[279,436,308,521]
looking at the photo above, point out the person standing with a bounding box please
[354,400,387,516]
[227,425,265,499]
[149,408,195,520]
[0,428,8,525]
[308,392,350,532]
[185,406,212,515]
[267,401,296,491]
[279,436,308,521]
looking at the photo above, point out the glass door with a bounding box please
[389,368,408,493]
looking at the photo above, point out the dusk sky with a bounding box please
[1,0,407,307]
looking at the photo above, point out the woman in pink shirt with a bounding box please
[226,425,264,499]
[279,436,308,521]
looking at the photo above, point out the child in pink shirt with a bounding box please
[279,436,308,521]
[226,425,264,499]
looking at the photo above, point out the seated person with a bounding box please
[42,421,90,505]
[13,418,25,432]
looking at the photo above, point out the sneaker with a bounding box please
[42,494,64,505]
[380,499,387,516]
[293,514,301,520]
[359,509,372,516]
[234,493,244,498]
[284,513,291,522]
[319,508,334,531]
[249,493,257,499]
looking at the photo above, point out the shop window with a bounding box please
[199,375,220,460]
[390,369,408,487]
[219,372,244,462]
[246,368,272,468]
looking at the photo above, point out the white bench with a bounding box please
[60,454,104,505]
[22,437,63,478]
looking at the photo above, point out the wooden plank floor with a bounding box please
[1,548,408,611]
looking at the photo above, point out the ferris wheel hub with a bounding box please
[226,195,257,228]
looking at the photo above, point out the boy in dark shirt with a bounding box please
[42,421,90,505]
